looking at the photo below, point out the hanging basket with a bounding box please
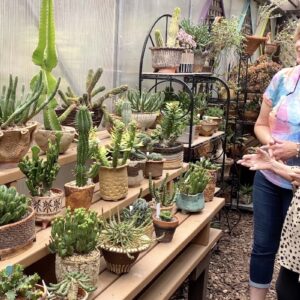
[244,35,268,56]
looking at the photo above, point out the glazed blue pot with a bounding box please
[175,192,205,213]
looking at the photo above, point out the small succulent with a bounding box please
[204,107,224,118]
[159,211,173,222]
[146,153,163,161]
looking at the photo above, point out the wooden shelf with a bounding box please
[183,131,224,148]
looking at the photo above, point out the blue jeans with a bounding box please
[250,171,293,288]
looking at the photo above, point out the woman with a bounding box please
[238,148,300,299]
[247,25,300,300]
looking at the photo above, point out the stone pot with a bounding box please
[32,188,63,220]
[0,121,37,163]
[153,143,184,170]
[132,112,158,130]
[197,120,218,137]
[204,169,217,202]
[64,181,95,210]
[152,214,179,243]
[34,126,75,154]
[128,159,146,187]
[175,192,205,213]
[144,159,165,179]
[99,164,128,201]
[55,250,100,285]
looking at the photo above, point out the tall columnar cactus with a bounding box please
[111,121,125,168]
[121,99,132,126]
[121,121,137,165]
[155,29,164,47]
[75,106,93,187]
[167,7,181,47]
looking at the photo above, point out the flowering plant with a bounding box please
[177,28,196,49]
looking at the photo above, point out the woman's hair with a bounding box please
[294,23,300,42]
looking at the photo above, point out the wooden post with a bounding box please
[192,223,210,246]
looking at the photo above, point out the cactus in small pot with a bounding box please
[144,152,165,179]
[64,106,95,210]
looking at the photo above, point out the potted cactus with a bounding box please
[152,211,179,243]
[175,163,209,213]
[47,272,95,300]
[0,186,35,257]
[203,106,224,129]
[64,106,95,210]
[91,120,137,201]
[144,152,165,179]
[126,89,164,129]
[148,174,176,213]
[150,7,184,73]
[0,264,47,300]
[49,208,101,285]
[197,119,219,137]
[18,134,63,226]
[0,72,59,163]
[151,102,186,169]
[98,213,152,274]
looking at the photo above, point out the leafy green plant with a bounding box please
[240,184,252,195]
[159,211,173,222]
[146,153,163,161]
[49,208,100,258]
[197,159,220,171]
[178,91,207,116]
[245,97,261,111]
[0,264,43,300]
[204,106,224,118]
[18,134,61,197]
[48,272,95,300]
[177,164,209,195]
[0,186,30,226]
[149,174,175,207]
[126,89,164,113]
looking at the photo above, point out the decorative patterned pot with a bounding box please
[0,207,35,258]
[144,160,165,179]
[0,121,37,163]
[99,164,128,201]
[64,182,95,210]
[32,188,63,220]
[150,47,184,73]
[175,192,205,213]
[152,215,179,243]
[55,250,100,285]
[128,159,146,187]
[197,120,218,137]
[202,116,222,129]
[204,170,217,202]
[132,112,158,130]
[34,126,75,154]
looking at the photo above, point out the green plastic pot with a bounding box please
[175,192,205,213]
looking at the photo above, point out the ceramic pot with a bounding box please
[175,192,205,213]
[204,169,217,202]
[128,159,146,187]
[153,143,184,170]
[55,250,100,285]
[99,164,128,201]
[132,112,158,130]
[202,116,222,128]
[34,126,75,154]
[244,110,259,121]
[144,159,164,179]
[64,182,95,210]
[150,47,183,73]
[32,188,63,220]
[244,35,268,56]
[197,120,218,137]
[152,215,179,243]
[0,121,37,163]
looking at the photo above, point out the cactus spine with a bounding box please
[75,106,93,187]
[167,7,181,47]
[155,29,164,47]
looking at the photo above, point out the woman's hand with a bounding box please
[288,168,300,186]
[267,138,297,161]
[237,148,273,171]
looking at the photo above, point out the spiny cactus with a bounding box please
[0,185,30,226]
[155,29,164,47]
[48,272,95,300]
[49,208,100,257]
[147,152,163,161]
[121,121,137,165]
[75,106,93,187]
[18,134,61,196]
[121,99,132,126]
[167,7,181,47]
[159,211,173,222]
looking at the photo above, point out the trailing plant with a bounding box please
[159,211,173,222]
[48,272,95,300]
[0,264,43,300]
[146,153,163,161]
[149,174,175,207]
[126,89,164,113]
[0,71,59,129]
[49,208,100,258]
[176,163,209,195]
[0,185,30,226]
[204,106,224,118]
[18,134,61,197]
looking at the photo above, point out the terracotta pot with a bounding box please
[34,126,75,154]
[150,47,184,73]
[32,188,63,220]
[175,192,205,213]
[265,43,278,56]
[193,51,208,73]
[0,207,35,258]
[128,159,146,187]
[99,164,128,201]
[197,120,218,137]
[55,250,100,285]
[244,35,268,56]
[144,160,164,179]
[132,112,158,130]
[0,121,37,163]
[64,182,95,210]
[244,110,259,121]
[152,215,179,243]
[100,241,150,274]
[153,143,184,170]
[204,169,217,202]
